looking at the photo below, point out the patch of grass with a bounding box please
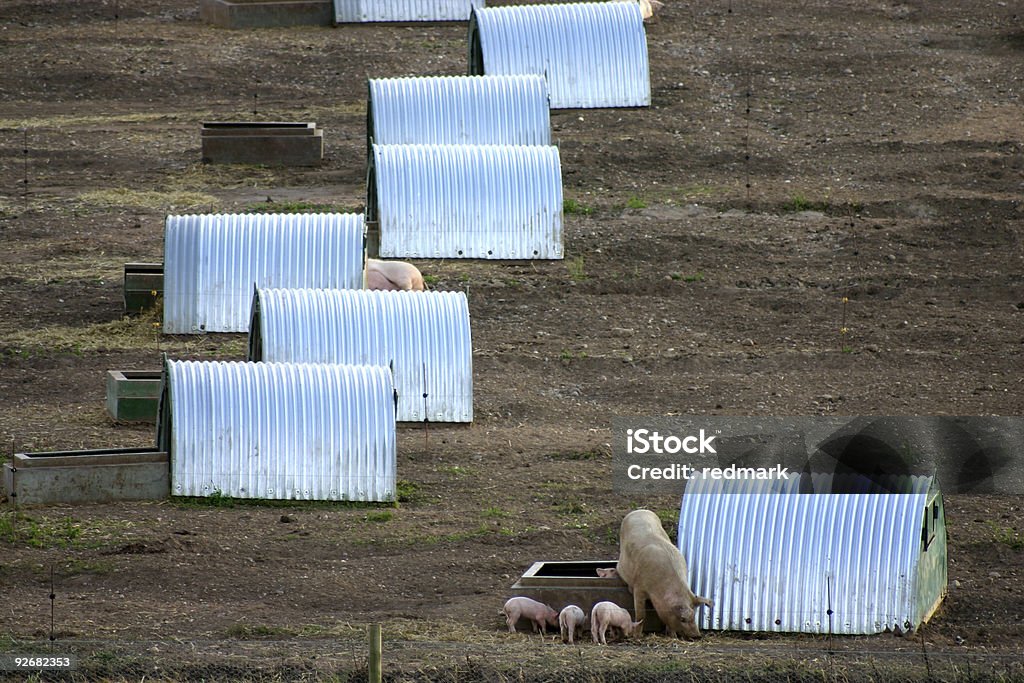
[785,194,830,212]
[554,499,588,516]
[567,256,587,282]
[0,255,123,286]
[481,506,508,518]
[683,272,704,283]
[364,510,393,523]
[0,512,132,550]
[396,480,420,504]
[559,349,588,361]
[0,512,81,548]
[242,201,357,214]
[986,521,1023,550]
[439,465,473,478]
[166,163,281,194]
[626,196,647,210]
[0,308,241,360]
[0,112,179,129]
[422,274,440,286]
[563,198,594,216]
[78,188,219,212]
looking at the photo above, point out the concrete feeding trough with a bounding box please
[106,370,163,423]
[509,560,664,633]
[3,448,169,506]
[201,122,324,166]
[123,262,163,314]
[200,0,333,28]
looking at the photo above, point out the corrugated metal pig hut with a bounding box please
[468,1,650,109]
[366,74,551,149]
[163,212,365,333]
[248,288,472,423]
[677,474,947,635]
[367,143,563,259]
[157,360,397,502]
[334,0,484,23]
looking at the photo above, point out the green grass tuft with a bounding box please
[563,198,595,216]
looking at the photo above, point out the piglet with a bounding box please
[559,604,586,644]
[503,597,559,634]
[590,601,642,645]
[596,567,619,579]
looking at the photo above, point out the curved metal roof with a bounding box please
[677,474,946,634]
[368,74,550,148]
[469,1,650,108]
[250,288,472,423]
[163,360,396,502]
[335,0,484,22]
[368,144,563,259]
[162,213,364,334]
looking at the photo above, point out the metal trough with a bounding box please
[201,122,324,166]
[200,0,334,28]
[123,262,163,315]
[509,560,664,632]
[105,370,163,423]
[3,448,169,506]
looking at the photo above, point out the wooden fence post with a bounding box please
[368,623,382,683]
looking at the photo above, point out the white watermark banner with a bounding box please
[611,416,1024,495]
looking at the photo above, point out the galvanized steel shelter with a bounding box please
[249,288,472,423]
[163,212,364,333]
[157,360,396,502]
[468,1,650,109]
[335,0,484,23]
[677,474,948,635]
[367,74,551,150]
[367,144,563,259]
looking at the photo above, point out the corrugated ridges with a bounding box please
[335,0,484,23]
[250,288,472,423]
[370,144,563,259]
[165,360,396,502]
[470,1,650,108]
[368,74,551,147]
[677,474,937,634]
[162,212,365,334]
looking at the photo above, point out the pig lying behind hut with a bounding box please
[590,601,642,645]
[503,596,559,634]
[638,0,664,20]
[559,604,586,644]
[365,258,425,291]
[616,509,713,639]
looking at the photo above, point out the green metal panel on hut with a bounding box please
[917,486,948,625]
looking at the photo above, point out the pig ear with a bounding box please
[693,596,714,608]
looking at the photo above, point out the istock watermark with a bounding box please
[612,416,1024,495]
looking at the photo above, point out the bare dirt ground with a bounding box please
[0,0,1022,680]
